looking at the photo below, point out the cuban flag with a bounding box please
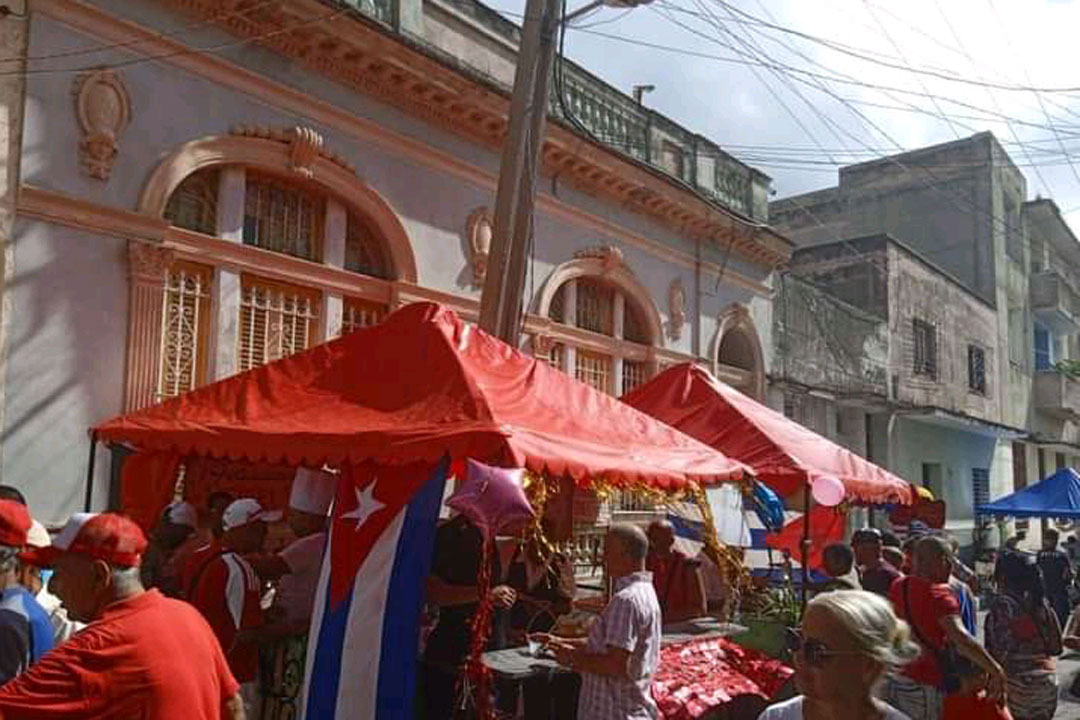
[302,456,450,719]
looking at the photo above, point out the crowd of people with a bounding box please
[2,467,1080,720]
[0,468,336,719]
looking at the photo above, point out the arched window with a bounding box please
[156,167,395,398]
[536,250,662,395]
[713,304,765,401]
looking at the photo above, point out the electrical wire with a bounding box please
[0,0,280,65]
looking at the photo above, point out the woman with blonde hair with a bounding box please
[760,590,920,720]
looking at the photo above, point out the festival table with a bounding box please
[482,620,789,719]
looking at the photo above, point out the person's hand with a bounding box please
[986,664,1008,705]
[551,642,575,668]
[528,632,553,647]
[490,585,517,609]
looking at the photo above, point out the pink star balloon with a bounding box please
[446,458,536,541]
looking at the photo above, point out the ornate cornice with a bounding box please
[147,0,790,267]
[230,124,355,175]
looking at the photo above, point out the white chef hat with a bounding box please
[289,468,335,516]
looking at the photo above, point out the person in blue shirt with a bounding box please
[0,499,53,684]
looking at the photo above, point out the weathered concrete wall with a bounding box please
[888,243,1002,424]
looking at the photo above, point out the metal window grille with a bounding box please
[242,175,320,260]
[238,279,319,371]
[164,169,219,235]
[575,349,612,393]
[912,319,937,378]
[158,263,211,398]
[972,468,991,508]
[536,342,565,371]
[575,279,615,336]
[339,298,386,336]
[345,214,389,279]
[622,359,648,395]
[968,345,987,395]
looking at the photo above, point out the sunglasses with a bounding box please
[785,630,862,667]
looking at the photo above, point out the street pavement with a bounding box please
[1057,651,1080,719]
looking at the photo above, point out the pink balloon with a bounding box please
[446,459,536,540]
[811,475,845,507]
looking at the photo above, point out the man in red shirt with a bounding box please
[0,512,243,719]
[885,536,1006,720]
[645,520,705,623]
[189,498,279,697]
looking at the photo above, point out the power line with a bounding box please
[0,6,352,78]
[665,0,1080,95]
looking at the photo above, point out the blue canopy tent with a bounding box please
[977,467,1080,518]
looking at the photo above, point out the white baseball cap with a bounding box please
[26,520,50,549]
[164,501,198,529]
[221,499,282,532]
[289,468,335,516]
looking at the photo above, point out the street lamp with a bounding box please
[478,0,656,346]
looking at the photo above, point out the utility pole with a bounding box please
[478,0,653,346]
[477,0,562,345]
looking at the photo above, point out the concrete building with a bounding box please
[0,0,790,523]
[768,132,1075,543]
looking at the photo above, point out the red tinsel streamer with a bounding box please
[461,536,495,720]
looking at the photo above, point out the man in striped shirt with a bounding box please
[550,524,661,719]
[189,499,280,693]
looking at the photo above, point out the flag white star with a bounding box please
[341,482,385,530]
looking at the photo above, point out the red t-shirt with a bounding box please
[190,550,264,683]
[0,590,239,719]
[888,575,961,686]
[646,549,700,620]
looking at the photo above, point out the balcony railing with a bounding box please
[1034,370,1080,420]
[550,64,759,219]
[1031,271,1080,333]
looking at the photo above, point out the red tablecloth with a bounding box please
[651,636,793,720]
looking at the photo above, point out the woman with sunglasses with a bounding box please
[760,590,920,720]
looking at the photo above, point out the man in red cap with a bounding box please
[0,499,53,684]
[188,498,280,707]
[0,512,245,718]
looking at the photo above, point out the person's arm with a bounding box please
[224,694,246,720]
[426,578,517,609]
[1044,602,1064,656]
[554,643,633,678]
[939,615,1007,702]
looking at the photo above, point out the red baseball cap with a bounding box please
[20,513,147,568]
[0,500,30,548]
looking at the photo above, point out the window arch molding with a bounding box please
[534,249,664,348]
[710,302,765,400]
[138,131,418,283]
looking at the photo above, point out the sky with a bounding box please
[482,0,1080,229]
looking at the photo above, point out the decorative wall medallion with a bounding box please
[573,245,624,274]
[73,69,132,181]
[466,207,493,287]
[668,277,686,341]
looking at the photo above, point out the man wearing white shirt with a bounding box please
[19,520,84,645]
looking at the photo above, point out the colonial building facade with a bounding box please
[2,0,789,523]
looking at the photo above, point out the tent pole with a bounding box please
[83,431,98,512]
[800,488,810,614]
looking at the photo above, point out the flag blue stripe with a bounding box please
[305,554,356,718]
[375,456,450,718]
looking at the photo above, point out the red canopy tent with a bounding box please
[96,303,749,521]
[622,363,913,506]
